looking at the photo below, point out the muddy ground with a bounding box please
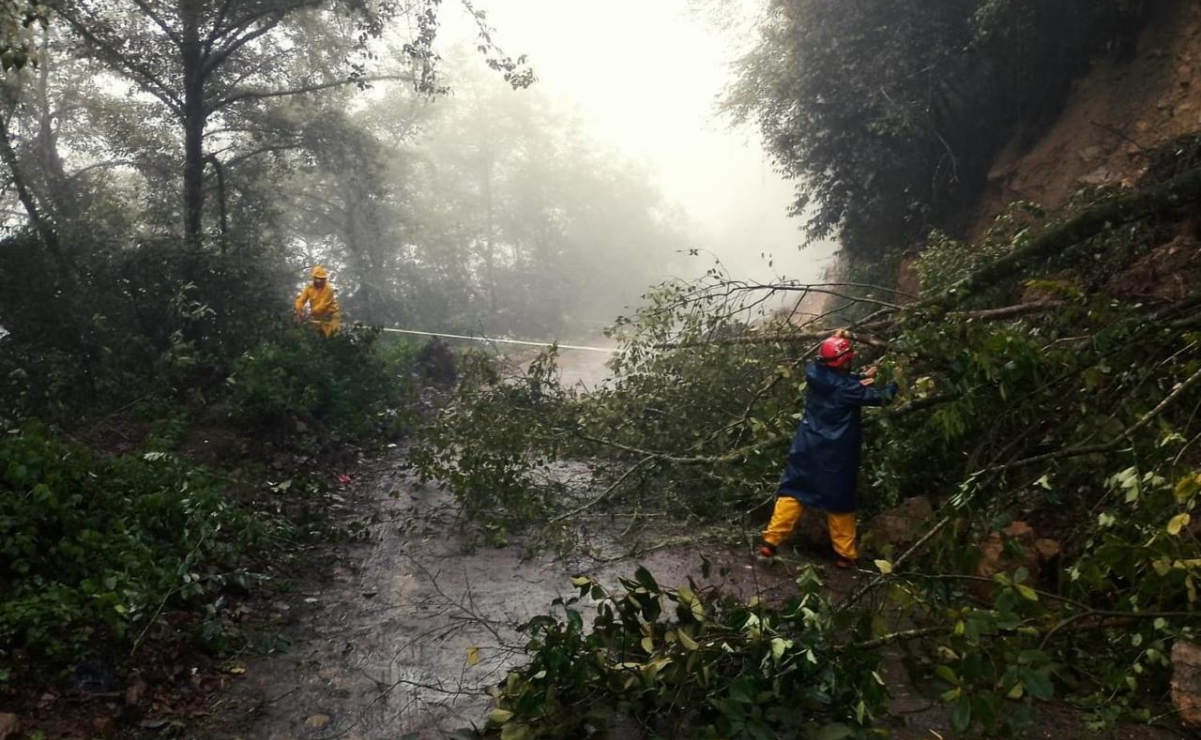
[179,349,1182,740]
[188,458,1182,740]
[191,455,811,740]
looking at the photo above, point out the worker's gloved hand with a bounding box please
[860,376,876,387]
[863,365,878,379]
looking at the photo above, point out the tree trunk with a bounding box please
[205,153,229,246]
[0,111,61,262]
[180,0,205,253]
[33,33,79,224]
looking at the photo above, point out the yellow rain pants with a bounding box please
[762,497,857,560]
[294,283,342,337]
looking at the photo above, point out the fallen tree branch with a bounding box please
[657,300,1067,351]
[550,457,656,523]
[657,329,892,351]
[844,609,1197,652]
[574,431,785,466]
[948,300,1065,321]
[919,166,1201,313]
[989,362,1201,474]
[887,393,956,417]
[843,363,1201,611]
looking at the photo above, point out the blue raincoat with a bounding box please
[777,362,898,513]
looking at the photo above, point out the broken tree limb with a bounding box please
[920,165,1201,313]
[655,329,892,351]
[948,300,1066,321]
[844,609,1197,653]
[575,431,783,466]
[842,363,1201,611]
[988,362,1201,474]
[549,457,657,523]
[656,300,1068,351]
[887,393,956,417]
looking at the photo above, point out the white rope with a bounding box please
[378,327,616,354]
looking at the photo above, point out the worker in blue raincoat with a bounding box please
[759,332,898,568]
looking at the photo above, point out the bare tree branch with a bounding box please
[52,9,184,115]
[201,12,287,81]
[212,74,414,110]
[129,0,182,45]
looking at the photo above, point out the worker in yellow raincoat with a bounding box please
[294,265,341,337]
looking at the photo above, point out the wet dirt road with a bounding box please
[194,349,802,739]
[199,456,801,740]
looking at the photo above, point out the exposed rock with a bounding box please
[0,714,19,740]
[867,496,934,552]
[74,659,118,694]
[305,714,333,730]
[1079,145,1104,162]
[1077,166,1114,186]
[1172,641,1201,727]
[976,534,1008,581]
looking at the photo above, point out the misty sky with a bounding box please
[443,0,838,286]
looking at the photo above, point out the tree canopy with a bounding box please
[726,0,1148,260]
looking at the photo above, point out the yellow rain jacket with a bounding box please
[294,272,341,337]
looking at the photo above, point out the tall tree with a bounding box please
[48,0,421,253]
[725,0,1147,261]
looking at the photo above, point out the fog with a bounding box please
[0,0,841,346]
[441,0,839,287]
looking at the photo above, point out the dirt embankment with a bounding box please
[891,0,1201,298]
[969,0,1201,238]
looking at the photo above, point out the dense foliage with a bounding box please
[485,566,885,740]
[414,157,1201,735]
[0,422,275,674]
[228,326,418,440]
[726,0,1148,258]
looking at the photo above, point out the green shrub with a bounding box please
[0,422,271,669]
[484,566,886,740]
[227,326,416,438]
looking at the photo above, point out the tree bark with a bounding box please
[180,0,206,254]
[0,111,61,262]
[205,153,229,246]
[33,33,79,224]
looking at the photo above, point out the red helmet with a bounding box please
[819,334,854,369]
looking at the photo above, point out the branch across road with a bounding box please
[378,327,617,354]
